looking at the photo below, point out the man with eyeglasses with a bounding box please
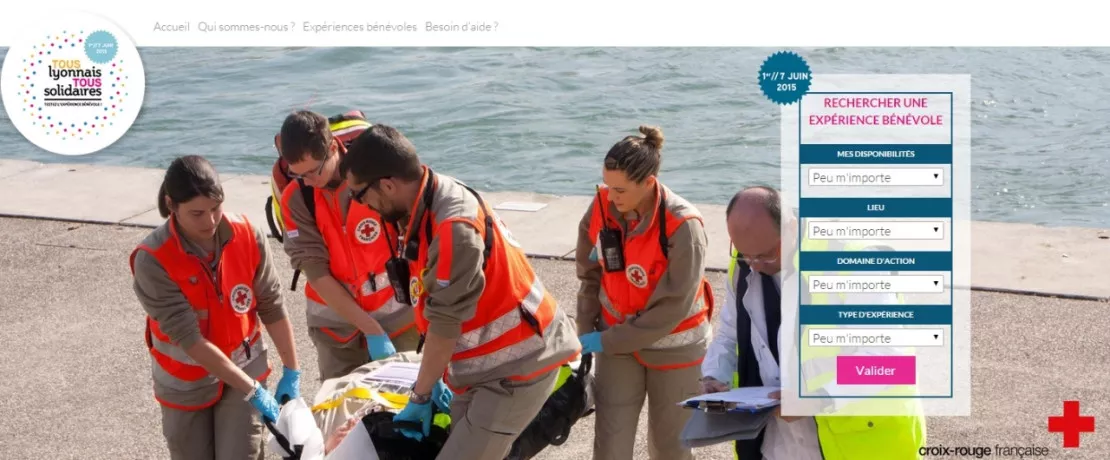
[698,185,926,460]
[276,110,421,382]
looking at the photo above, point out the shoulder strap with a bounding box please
[298,179,316,217]
[264,196,283,243]
[455,180,495,270]
[288,179,316,292]
[657,190,669,259]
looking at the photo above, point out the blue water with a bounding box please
[2,47,1108,227]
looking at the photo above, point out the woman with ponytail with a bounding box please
[131,155,302,459]
[574,126,713,460]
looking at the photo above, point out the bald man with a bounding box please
[700,186,927,460]
[699,185,821,460]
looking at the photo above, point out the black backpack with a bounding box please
[360,411,452,460]
[505,354,596,460]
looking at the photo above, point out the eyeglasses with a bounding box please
[738,254,779,265]
[349,176,392,203]
[290,155,329,180]
[351,182,371,203]
[735,240,781,265]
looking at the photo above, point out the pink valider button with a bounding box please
[836,356,916,385]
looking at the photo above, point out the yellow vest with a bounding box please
[728,238,926,460]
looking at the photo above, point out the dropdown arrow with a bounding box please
[933,334,939,339]
[933,227,939,232]
[933,173,939,179]
[933,280,939,286]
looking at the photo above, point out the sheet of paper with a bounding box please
[679,386,782,409]
[361,362,421,387]
[494,201,548,212]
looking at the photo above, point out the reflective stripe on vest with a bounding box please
[407,170,574,384]
[586,186,713,364]
[330,118,372,142]
[454,276,547,353]
[148,324,266,391]
[597,287,712,350]
[129,213,270,409]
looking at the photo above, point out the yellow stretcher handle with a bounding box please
[312,387,453,429]
[311,388,409,412]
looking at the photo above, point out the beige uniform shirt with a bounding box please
[132,216,286,395]
[574,184,710,367]
[414,173,580,387]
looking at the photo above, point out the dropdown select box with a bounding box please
[808,328,945,347]
[808,275,945,293]
[808,168,944,187]
[807,220,944,240]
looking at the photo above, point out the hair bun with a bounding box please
[638,125,664,150]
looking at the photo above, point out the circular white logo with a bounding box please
[229,284,253,314]
[0,12,146,156]
[355,217,380,244]
[626,264,648,288]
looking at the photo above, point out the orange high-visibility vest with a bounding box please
[280,180,414,343]
[586,185,714,370]
[404,169,575,392]
[129,213,271,411]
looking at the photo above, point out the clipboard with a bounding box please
[678,386,781,413]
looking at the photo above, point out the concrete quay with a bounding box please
[2,158,1109,300]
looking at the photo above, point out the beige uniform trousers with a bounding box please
[436,369,559,460]
[309,326,422,380]
[159,380,267,460]
[593,353,702,460]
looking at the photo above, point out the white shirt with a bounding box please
[702,267,823,460]
[702,263,903,460]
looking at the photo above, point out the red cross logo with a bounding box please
[229,284,252,314]
[626,264,647,288]
[1048,400,1095,448]
[356,218,379,243]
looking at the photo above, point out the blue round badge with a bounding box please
[84,30,118,64]
[758,50,812,105]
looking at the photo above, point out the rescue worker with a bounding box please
[575,125,712,460]
[130,155,302,460]
[277,110,419,380]
[341,123,582,460]
[700,185,926,460]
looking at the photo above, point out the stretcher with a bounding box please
[265,351,595,460]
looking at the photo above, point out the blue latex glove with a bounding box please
[393,399,433,441]
[366,333,397,361]
[431,379,453,414]
[275,366,301,404]
[579,331,603,354]
[248,381,281,423]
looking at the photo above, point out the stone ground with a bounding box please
[1,216,1107,459]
